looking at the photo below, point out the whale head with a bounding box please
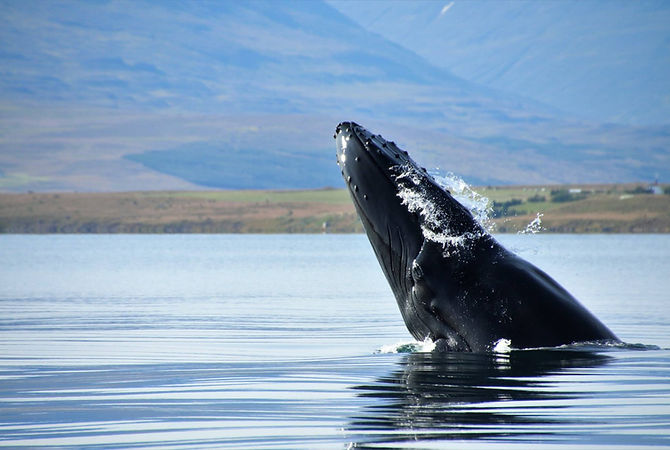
[334,121,493,347]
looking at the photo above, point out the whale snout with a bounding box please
[335,121,411,171]
[334,121,420,204]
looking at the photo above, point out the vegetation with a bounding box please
[1,183,669,234]
[527,194,546,203]
[550,189,587,203]
[626,185,653,195]
[491,199,523,218]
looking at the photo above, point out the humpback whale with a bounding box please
[335,122,618,352]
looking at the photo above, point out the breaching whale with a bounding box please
[335,121,618,352]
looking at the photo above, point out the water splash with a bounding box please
[395,165,469,251]
[492,338,513,353]
[394,167,494,253]
[430,170,495,233]
[375,338,660,355]
[377,338,436,354]
[518,213,544,234]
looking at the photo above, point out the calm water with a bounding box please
[0,234,669,448]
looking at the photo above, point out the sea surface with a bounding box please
[0,234,669,448]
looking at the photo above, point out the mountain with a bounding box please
[0,0,668,192]
[328,0,670,126]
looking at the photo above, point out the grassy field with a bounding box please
[478,184,670,232]
[0,189,361,233]
[147,188,353,205]
[1,184,669,233]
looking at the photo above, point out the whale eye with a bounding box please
[411,261,424,281]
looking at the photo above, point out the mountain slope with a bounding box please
[328,0,670,126]
[0,0,471,114]
[0,0,668,192]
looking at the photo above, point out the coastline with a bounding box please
[1,184,669,234]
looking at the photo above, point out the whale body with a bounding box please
[335,121,618,352]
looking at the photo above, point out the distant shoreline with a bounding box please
[1,184,669,234]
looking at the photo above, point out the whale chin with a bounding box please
[335,121,619,352]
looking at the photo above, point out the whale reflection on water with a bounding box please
[347,349,612,446]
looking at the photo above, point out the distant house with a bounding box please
[568,188,582,194]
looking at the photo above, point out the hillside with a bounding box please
[329,0,670,126]
[0,1,668,192]
[1,185,668,234]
